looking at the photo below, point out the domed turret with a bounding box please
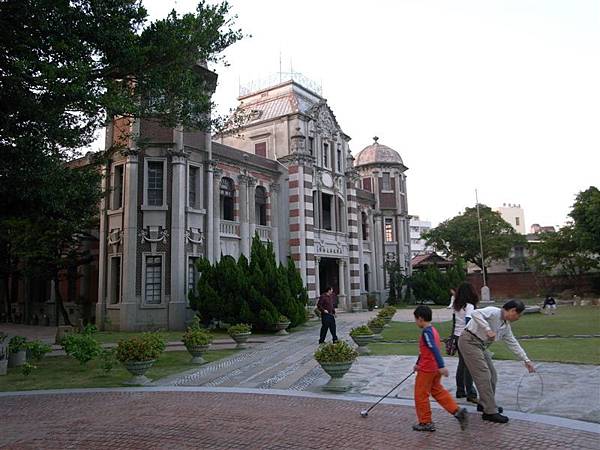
[354,136,403,167]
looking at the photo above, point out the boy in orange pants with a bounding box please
[412,305,468,432]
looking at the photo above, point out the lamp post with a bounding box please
[475,189,491,302]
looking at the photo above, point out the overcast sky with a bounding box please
[143,0,599,230]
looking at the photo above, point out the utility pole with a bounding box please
[475,189,491,302]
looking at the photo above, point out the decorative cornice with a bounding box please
[139,227,168,244]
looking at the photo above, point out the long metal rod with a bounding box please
[364,371,415,414]
[475,189,487,286]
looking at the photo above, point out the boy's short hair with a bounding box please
[502,299,526,313]
[414,305,432,322]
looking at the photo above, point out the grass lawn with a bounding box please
[0,349,236,392]
[369,338,600,365]
[383,305,600,341]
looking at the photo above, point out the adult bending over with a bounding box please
[458,299,535,423]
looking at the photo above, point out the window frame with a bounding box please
[108,255,122,305]
[384,218,394,242]
[110,164,125,211]
[219,177,236,221]
[254,185,268,226]
[143,158,167,209]
[187,163,203,211]
[254,141,267,158]
[142,253,165,307]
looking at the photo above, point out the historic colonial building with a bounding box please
[7,72,411,331]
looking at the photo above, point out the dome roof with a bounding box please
[354,137,403,167]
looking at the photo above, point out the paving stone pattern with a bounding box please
[1,391,598,450]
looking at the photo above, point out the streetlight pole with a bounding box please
[475,189,491,302]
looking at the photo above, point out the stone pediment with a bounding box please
[308,102,342,139]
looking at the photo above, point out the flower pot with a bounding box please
[230,332,251,349]
[8,350,26,368]
[0,359,7,376]
[318,361,354,392]
[186,344,211,364]
[275,321,291,336]
[351,334,374,355]
[122,359,156,385]
[368,325,384,335]
[380,315,393,327]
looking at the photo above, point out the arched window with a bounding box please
[255,186,268,226]
[220,177,235,221]
[361,212,369,240]
[364,264,370,292]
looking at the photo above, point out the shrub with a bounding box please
[115,333,166,363]
[278,314,290,323]
[378,306,397,318]
[25,340,52,361]
[61,332,101,365]
[182,327,213,347]
[21,362,36,376]
[368,317,386,329]
[8,336,27,353]
[227,323,251,336]
[350,325,374,337]
[0,332,7,360]
[314,341,358,364]
[99,348,117,373]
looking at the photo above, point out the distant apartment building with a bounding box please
[409,216,432,258]
[495,203,525,234]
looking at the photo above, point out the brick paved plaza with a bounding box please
[1,390,598,450]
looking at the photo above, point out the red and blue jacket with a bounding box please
[416,325,445,373]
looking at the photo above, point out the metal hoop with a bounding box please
[516,370,544,413]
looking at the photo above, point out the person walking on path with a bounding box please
[412,305,468,432]
[317,286,338,344]
[452,283,479,403]
[458,299,536,424]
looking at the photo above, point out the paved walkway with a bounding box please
[1,389,598,449]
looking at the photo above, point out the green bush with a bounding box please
[408,260,467,305]
[61,332,101,365]
[314,341,358,364]
[25,340,52,361]
[99,348,117,373]
[278,314,290,323]
[115,333,165,363]
[227,323,251,336]
[350,325,374,337]
[368,317,386,329]
[378,306,397,318]
[8,336,27,353]
[182,327,213,347]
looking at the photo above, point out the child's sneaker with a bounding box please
[454,407,468,430]
[412,422,436,432]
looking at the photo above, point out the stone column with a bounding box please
[168,135,188,330]
[119,146,139,331]
[270,182,280,261]
[314,256,321,297]
[206,160,215,263]
[96,163,109,329]
[248,177,257,244]
[373,211,385,303]
[238,174,250,257]
[212,167,222,260]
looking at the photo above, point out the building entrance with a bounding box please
[318,257,339,295]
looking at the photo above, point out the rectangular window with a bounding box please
[188,256,199,295]
[308,137,314,155]
[385,218,394,242]
[110,256,121,304]
[322,193,332,230]
[515,217,520,226]
[382,172,391,191]
[188,166,200,209]
[147,161,164,206]
[362,178,372,192]
[254,142,267,158]
[336,146,342,172]
[112,165,124,210]
[323,143,329,167]
[144,255,162,304]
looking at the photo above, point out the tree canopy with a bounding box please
[422,204,525,275]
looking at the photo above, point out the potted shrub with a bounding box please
[274,314,291,336]
[368,317,386,339]
[377,306,397,326]
[314,341,358,392]
[25,340,52,362]
[8,336,27,368]
[366,294,377,311]
[349,325,375,354]
[228,323,252,349]
[0,332,8,376]
[182,321,213,364]
[115,333,165,385]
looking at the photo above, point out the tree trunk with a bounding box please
[53,273,72,327]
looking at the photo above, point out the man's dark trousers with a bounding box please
[319,313,338,343]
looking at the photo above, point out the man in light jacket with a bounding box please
[458,299,535,424]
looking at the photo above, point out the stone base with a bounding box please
[322,377,351,392]
[275,329,289,336]
[357,346,371,355]
[124,375,151,386]
[190,356,206,364]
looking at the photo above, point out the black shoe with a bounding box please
[466,394,478,404]
[482,413,509,423]
[456,392,467,398]
[412,422,436,432]
[454,407,468,431]
[318,340,324,344]
[477,404,504,413]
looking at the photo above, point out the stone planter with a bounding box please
[275,321,291,336]
[0,359,7,376]
[122,359,156,385]
[8,350,26,368]
[318,361,354,392]
[368,325,384,341]
[186,344,211,364]
[230,332,251,349]
[351,334,374,354]
[381,315,393,328]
